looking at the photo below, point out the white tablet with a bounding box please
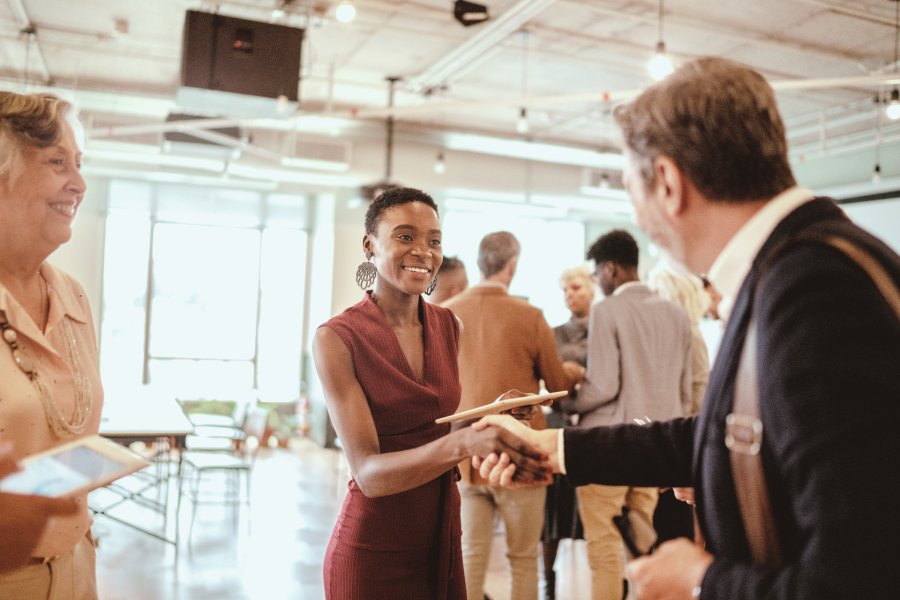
[435,390,568,424]
[0,435,150,498]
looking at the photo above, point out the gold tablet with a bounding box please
[436,390,568,424]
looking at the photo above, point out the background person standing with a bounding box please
[443,231,583,600]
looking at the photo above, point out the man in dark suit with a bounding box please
[473,56,900,600]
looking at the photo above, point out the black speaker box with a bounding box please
[181,10,304,102]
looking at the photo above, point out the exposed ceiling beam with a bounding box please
[557,0,874,68]
[81,72,900,140]
[405,0,557,94]
[353,73,900,119]
[792,0,900,28]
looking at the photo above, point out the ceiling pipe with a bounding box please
[557,0,873,68]
[405,0,557,94]
[85,71,900,140]
[9,0,51,83]
[353,73,900,119]
[791,125,900,161]
[792,0,900,28]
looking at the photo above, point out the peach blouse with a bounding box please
[0,263,104,558]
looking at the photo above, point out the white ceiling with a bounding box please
[2,0,900,184]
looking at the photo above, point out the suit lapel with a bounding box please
[692,198,847,499]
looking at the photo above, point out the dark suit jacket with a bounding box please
[563,198,900,600]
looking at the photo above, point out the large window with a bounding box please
[441,211,585,328]
[100,181,308,403]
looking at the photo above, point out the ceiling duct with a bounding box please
[163,113,244,160]
[406,0,556,94]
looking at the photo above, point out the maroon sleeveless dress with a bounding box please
[320,292,466,600]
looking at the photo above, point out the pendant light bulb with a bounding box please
[516,108,529,134]
[873,164,882,184]
[887,89,900,120]
[434,152,446,174]
[336,1,356,22]
[649,41,674,80]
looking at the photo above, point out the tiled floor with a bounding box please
[92,439,593,600]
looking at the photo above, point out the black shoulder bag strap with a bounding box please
[729,234,900,566]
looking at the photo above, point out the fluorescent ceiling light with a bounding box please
[80,166,278,191]
[579,186,630,201]
[280,156,350,172]
[83,147,225,172]
[445,133,625,169]
[445,188,530,203]
[445,197,567,218]
[444,189,632,217]
[536,195,633,216]
[226,163,361,187]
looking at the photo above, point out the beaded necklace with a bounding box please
[0,278,92,438]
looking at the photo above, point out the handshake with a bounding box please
[456,360,585,487]
[460,388,571,487]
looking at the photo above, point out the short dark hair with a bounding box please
[364,187,439,235]
[477,232,520,277]
[439,256,465,274]
[587,229,639,268]
[613,57,796,203]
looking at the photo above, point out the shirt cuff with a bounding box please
[558,428,567,475]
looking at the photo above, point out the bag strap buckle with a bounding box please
[725,413,762,455]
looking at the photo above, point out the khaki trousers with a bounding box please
[0,534,97,600]
[460,482,546,600]
[576,485,658,600]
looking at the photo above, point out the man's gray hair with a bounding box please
[477,231,521,278]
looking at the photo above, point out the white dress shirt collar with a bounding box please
[612,281,645,296]
[707,186,815,322]
[475,280,509,292]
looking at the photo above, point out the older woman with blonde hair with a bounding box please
[646,265,710,414]
[541,263,595,599]
[0,91,103,599]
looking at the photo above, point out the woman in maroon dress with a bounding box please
[313,188,547,600]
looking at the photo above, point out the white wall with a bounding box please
[843,198,900,254]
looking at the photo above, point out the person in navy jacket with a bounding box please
[474,57,900,600]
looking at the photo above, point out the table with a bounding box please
[95,397,193,551]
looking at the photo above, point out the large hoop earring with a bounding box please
[356,252,376,290]
[425,276,438,296]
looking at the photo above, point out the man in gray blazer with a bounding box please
[561,229,692,600]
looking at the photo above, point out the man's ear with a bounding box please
[507,258,518,278]
[654,156,687,217]
[607,261,619,282]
